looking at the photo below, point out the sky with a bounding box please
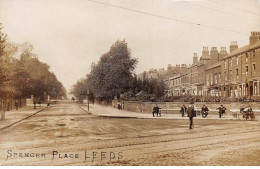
[0,0,260,92]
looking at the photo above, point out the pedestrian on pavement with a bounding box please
[217,105,226,118]
[15,100,19,110]
[201,105,209,118]
[187,103,196,129]
[117,100,122,110]
[152,104,157,117]
[155,104,162,117]
[180,104,187,117]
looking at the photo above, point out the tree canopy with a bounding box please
[71,39,166,102]
[0,23,66,101]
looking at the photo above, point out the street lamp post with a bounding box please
[87,90,89,112]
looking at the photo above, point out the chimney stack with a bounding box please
[202,46,209,57]
[230,41,238,53]
[210,47,218,61]
[250,31,260,45]
[193,53,198,65]
[219,47,228,61]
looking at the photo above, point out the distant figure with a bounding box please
[33,99,37,109]
[217,105,226,118]
[187,103,196,129]
[38,98,41,107]
[15,100,19,110]
[152,104,157,117]
[155,104,161,117]
[180,104,187,117]
[152,104,161,117]
[117,101,122,110]
[7,101,10,111]
[201,105,209,118]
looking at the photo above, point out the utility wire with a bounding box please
[85,0,249,35]
[181,1,244,18]
[208,0,260,16]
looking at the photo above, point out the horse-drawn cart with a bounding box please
[231,108,256,120]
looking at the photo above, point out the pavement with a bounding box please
[0,106,46,130]
[0,103,257,131]
[80,103,256,120]
[0,102,259,165]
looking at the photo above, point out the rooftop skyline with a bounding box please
[0,0,259,91]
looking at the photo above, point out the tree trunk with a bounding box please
[1,100,5,120]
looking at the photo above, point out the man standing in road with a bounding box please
[187,103,195,129]
[217,105,226,118]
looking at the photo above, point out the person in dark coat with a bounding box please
[155,104,161,117]
[201,105,209,118]
[180,104,187,117]
[152,104,161,117]
[217,105,226,118]
[152,104,157,117]
[187,103,196,129]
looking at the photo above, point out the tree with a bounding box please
[1,23,67,120]
[88,40,138,100]
[0,23,10,119]
[71,39,167,103]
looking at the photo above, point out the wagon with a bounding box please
[241,109,255,120]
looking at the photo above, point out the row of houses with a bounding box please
[137,64,189,81]
[155,32,260,99]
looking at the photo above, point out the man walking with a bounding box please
[187,103,196,129]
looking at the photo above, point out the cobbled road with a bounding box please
[0,102,259,166]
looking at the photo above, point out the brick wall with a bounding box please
[112,100,260,115]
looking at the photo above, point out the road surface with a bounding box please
[0,102,259,166]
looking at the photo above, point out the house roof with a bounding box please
[205,62,221,71]
[225,40,260,59]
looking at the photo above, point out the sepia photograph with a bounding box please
[0,0,260,166]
